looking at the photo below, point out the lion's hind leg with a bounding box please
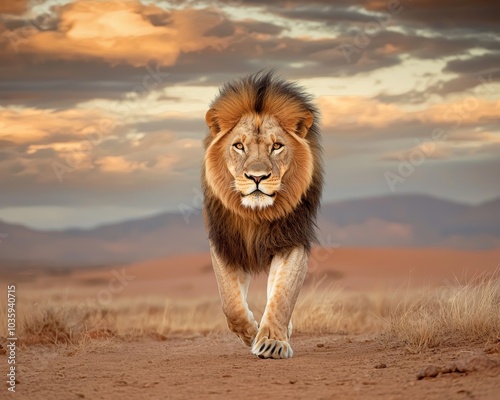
[210,245,258,347]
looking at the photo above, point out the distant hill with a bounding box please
[0,211,208,267]
[0,194,499,268]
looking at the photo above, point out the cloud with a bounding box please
[0,102,204,192]
[445,53,500,76]
[95,156,147,173]
[0,0,499,226]
[0,107,110,145]
[238,0,500,34]
[2,1,231,67]
[381,143,451,161]
[0,0,28,15]
[2,0,497,113]
[318,96,500,134]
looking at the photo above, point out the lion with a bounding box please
[202,71,323,359]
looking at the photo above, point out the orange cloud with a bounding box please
[317,96,405,130]
[0,101,205,183]
[0,107,110,144]
[95,156,147,172]
[381,131,500,162]
[318,96,500,132]
[7,0,230,66]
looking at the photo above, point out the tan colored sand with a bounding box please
[13,334,500,400]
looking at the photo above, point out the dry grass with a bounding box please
[389,274,500,352]
[2,275,499,352]
[293,284,391,334]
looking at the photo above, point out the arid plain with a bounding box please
[1,247,499,399]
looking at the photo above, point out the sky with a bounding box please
[0,0,499,230]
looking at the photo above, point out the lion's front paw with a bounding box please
[252,337,293,359]
[227,318,258,347]
[251,324,293,359]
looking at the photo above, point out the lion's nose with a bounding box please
[245,173,271,184]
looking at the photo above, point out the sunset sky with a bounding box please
[0,0,499,229]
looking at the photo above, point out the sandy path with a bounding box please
[11,334,500,400]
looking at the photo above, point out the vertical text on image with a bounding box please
[6,284,17,393]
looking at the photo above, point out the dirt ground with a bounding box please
[10,334,500,400]
[4,248,500,399]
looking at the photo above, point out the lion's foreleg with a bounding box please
[210,245,258,346]
[252,246,308,359]
[266,261,293,339]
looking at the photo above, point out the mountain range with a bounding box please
[0,194,499,268]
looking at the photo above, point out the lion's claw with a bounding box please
[251,336,293,359]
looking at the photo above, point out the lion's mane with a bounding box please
[202,71,323,274]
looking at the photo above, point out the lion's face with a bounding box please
[205,110,315,220]
[226,114,291,209]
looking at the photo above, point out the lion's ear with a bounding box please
[296,110,314,138]
[205,108,220,136]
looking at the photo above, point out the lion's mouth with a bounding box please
[242,189,276,198]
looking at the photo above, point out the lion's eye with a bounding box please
[272,143,284,151]
[233,142,244,151]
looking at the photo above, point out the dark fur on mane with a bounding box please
[202,70,324,274]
